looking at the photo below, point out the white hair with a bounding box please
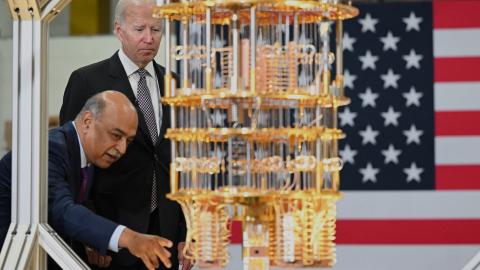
[114,0,157,25]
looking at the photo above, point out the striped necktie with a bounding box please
[136,68,158,211]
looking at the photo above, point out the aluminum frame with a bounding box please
[0,0,89,269]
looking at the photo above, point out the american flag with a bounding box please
[335,1,480,269]
[228,1,480,269]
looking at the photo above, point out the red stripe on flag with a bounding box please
[433,0,480,29]
[435,111,480,136]
[230,219,480,244]
[435,57,480,82]
[230,220,243,244]
[336,219,480,244]
[436,165,480,190]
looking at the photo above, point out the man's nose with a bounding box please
[143,29,154,43]
[117,138,128,155]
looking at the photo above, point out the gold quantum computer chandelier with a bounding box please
[153,0,358,268]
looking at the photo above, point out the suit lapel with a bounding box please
[108,52,154,150]
[63,122,82,197]
[153,61,169,146]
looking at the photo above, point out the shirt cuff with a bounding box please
[108,225,126,252]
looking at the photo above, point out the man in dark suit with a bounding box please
[59,0,189,269]
[0,91,174,270]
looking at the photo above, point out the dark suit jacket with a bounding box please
[0,152,11,249]
[59,52,186,269]
[0,122,118,255]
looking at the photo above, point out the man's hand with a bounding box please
[85,246,112,268]
[178,242,193,270]
[119,228,173,269]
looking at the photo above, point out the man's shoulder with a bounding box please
[0,152,12,186]
[47,124,76,167]
[153,61,169,77]
[152,61,180,81]
[49,122,78,149]
[48,125,69,148]
[153,61,165,72]
[73,53,117,76]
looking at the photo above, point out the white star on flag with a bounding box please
[380,31,400,51]
[344,69,357,89]
[359,13,379,33]
[381,69,401,89]
[211,110,226,127]
[359,162,380,183]
[339,107,358,127]
[343,32,356,52]
[403,124,423,145]
[403,12,423,32]
[381,106,401,127]
[403,162,424,183]
[359,125,380,145]
[403,49,423,69]
[358,87,379,108]
[381,144,402,164]
[340,144,358,165]
[403,86,423,107]
[359,50,379,70]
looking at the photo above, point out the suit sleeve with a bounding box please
[48,142,118,255]
[0,153,12,247]
[59,70,94,125]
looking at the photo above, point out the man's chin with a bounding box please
[97,160,115,169]
[140,53,156,60]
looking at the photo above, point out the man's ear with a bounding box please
[114,21,122,40]
[82,111,94,130]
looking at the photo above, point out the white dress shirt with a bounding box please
[118,48,162,134]
[72,122,125,252]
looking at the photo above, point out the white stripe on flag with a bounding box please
[337,191,480,218]
[434,82,480,111]
[336,245,480,270]
[435,136,480,164]
[434,28,480,57]
[225,245,480,270]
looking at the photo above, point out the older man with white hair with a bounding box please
[59,0,189,269]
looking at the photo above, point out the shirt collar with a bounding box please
[72,121,88,168]
[118,48,155,79]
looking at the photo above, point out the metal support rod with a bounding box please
[231,13,239,93]
[165,20,171,73]
[321,23,330,96]
[293,13,299,89]
[182,17,189,88]
[205,7,212,92]
[335,20,344,96]
[38,224,90,269]
[249,6,256,94]
[164,19,172,97]
[206,8,212,69]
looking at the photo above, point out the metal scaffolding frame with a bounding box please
[0,0,89,269]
